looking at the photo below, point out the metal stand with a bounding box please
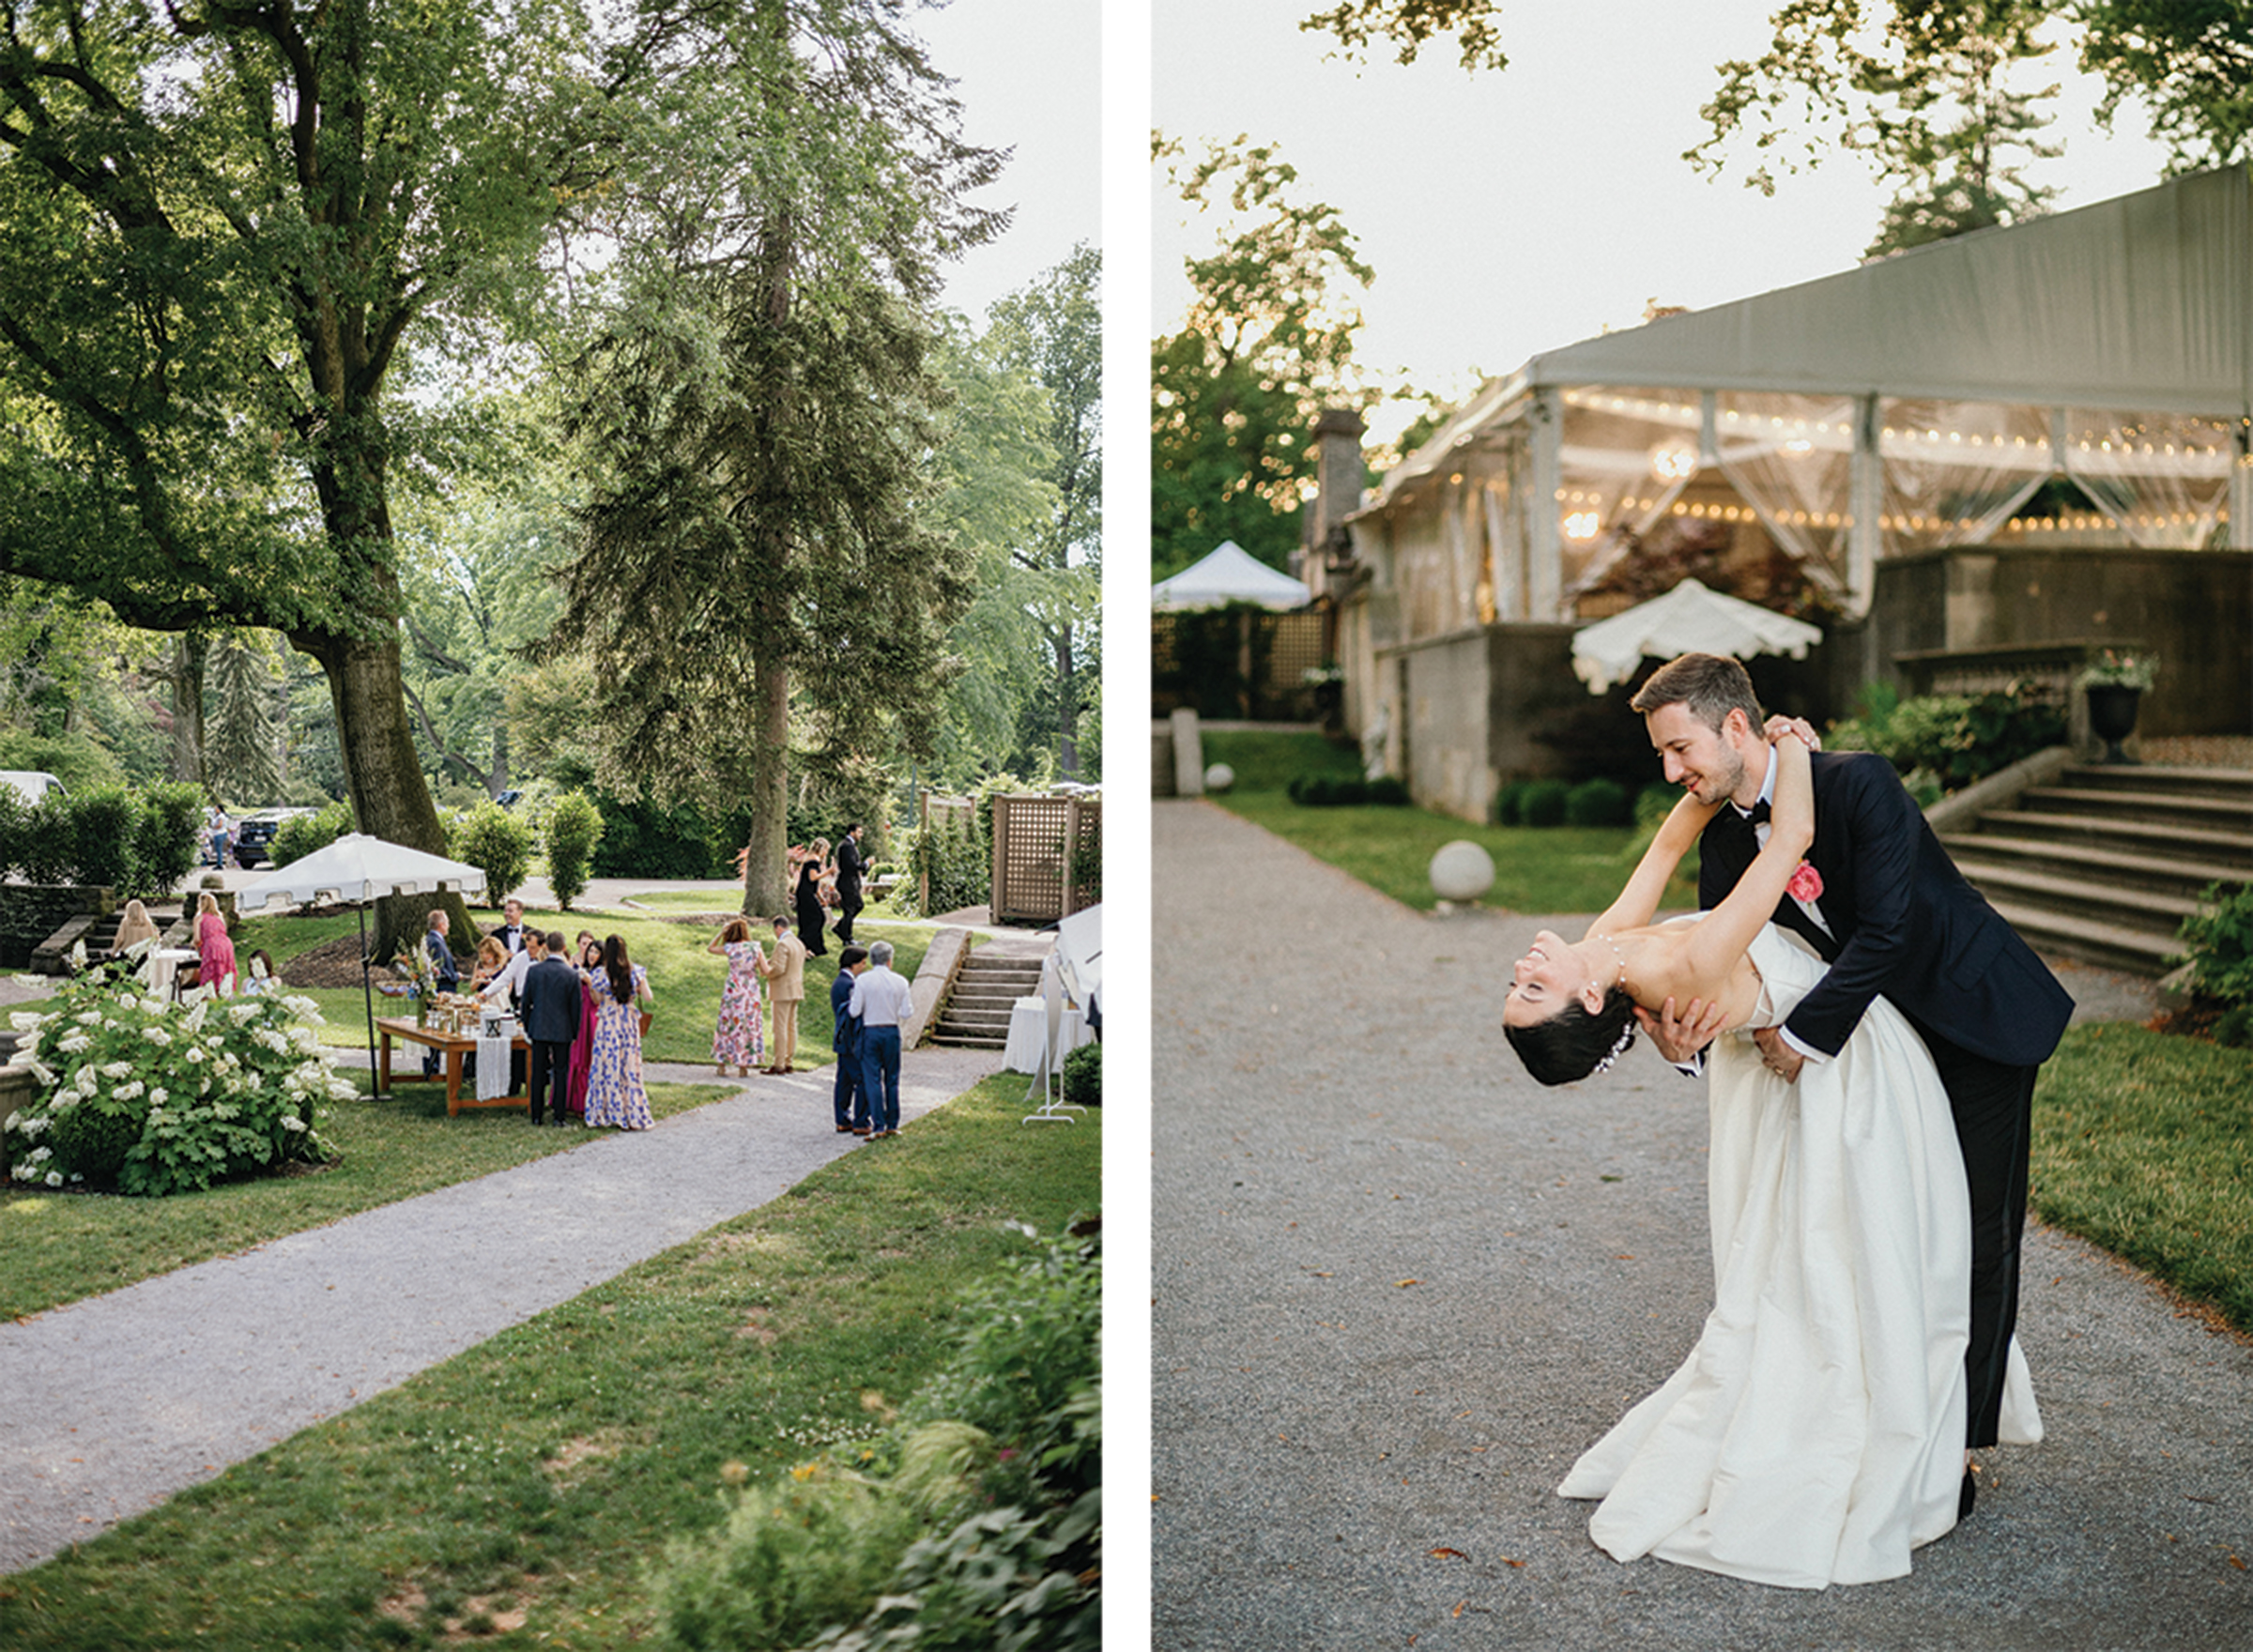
[1022,953,1085,1124]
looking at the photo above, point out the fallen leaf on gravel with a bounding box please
[1395,1278,1421,1288]
[1616,1254,1635,1261]
[1429,1547,1468,1560]
[1502,1557,1526,1568]
[1452,1600,1467,1617]
[2230,1553,2246,1570]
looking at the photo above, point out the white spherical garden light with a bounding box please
[1203,762,1235,792]
[1430,839,1495,904]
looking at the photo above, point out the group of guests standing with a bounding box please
[424,898,654,1131]
[785,822,867,958]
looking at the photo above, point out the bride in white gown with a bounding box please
[1502,734,2038,1589]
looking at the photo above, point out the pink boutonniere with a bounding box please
[1787,862,1824,903]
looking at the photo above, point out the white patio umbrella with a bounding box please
[235,834,490,1095]
[1571,578,1825,695]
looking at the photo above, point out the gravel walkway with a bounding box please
[1152,800,2253,1651]
[0,1044,1004,1574]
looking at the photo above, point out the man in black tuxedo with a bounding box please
[497,898,529,956]
[1631,652,2073,1461]
[517,929,582,1126]
[834,823,866,945]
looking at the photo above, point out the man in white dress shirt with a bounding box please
[848,940,914,1138]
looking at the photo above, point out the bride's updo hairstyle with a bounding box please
[1504,986,1638,1086]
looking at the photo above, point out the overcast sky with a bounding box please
[1152,0,2175,442]
[916,0,1102,324]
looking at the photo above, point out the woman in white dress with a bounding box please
[1502,732,2037,1589]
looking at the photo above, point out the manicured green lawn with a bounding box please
[231,907,927,1068]
[1211,790,1697,914]
[2031,1022,2253,1334]
[0,1076,1100,1651]
[0,1074,731,1321]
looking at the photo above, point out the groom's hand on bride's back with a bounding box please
[1638,996,1724,1065]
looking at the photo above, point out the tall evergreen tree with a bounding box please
[550,0,1004,916]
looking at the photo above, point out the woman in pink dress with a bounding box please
[193,891,237,995]
[706,916,767,1077]
[567,934,601,1117]
[581,935,653,1130]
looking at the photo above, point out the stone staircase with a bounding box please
[29,905,186,976]
[927,944,1047,1049]
[1939,762,2253,975]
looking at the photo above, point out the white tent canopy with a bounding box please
[1571,579,1824,694]
[1363,167,2253,625]
[1152,540,1311,610]
[235,833,489,911]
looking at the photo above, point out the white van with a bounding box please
[0,771,67,804]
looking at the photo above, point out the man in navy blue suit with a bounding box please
[831,945,870,1135]
[517,929,582,1126]
[1630,652,2072,1464]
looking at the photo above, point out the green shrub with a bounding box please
[69,785,140,894]
[5,971,345,1194]
[1826,680,2064,792]
[0,788,23,880]
[544,791,605,910]
[2215,1005,2253,1048]
[17,795,76,883]
[132,783,207,896]
[1494,781,1530,825]
[1633,785,1678,828]
[449,802,535,906]
[2177,881,2253,1005]
[1062,1042,1100,1109]
[1564,777,1631,827]
[272,800,354,868]
[1366,775,1409,805]
[1520,779,1571,827]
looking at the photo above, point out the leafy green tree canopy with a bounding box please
[1152,136,1374,582]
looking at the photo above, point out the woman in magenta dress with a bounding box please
[582,934,653,1130]
[194,891,237,995]
[706,916,767,1077]
[568,934,601,1117]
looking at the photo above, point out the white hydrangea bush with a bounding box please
[5,970,349,1196]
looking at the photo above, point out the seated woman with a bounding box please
[111,899,161,956]
[1500,733,2034,1589]
[468,933,510,997]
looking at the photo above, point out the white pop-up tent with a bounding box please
[1571,579,1824,694]
[1362,165,2253,626]
[236,834,490,1094]
[1152,540,1312,610]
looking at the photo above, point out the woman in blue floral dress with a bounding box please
[582,935,654,1130]
[706,917,767,1077]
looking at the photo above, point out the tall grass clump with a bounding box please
[653,1223,1102,1652]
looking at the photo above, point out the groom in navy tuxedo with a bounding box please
[1631,652,2073,1458]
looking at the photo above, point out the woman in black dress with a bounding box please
[791,838,831,956]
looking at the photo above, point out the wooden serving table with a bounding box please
[376,1017,530,1116]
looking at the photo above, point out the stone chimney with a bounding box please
[1303,406,1367,595]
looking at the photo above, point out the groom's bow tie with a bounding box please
[1746,800,1771,826]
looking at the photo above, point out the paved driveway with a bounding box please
[1152,800,2252,1651]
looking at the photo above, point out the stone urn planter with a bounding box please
[2085,683,2143,764]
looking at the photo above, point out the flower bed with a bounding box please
[6,965,349,1196]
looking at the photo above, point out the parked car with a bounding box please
[232,806,315,867]
[0,770,67,804]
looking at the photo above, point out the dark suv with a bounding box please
[233,807,314,867]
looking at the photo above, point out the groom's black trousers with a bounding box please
[1915,1020,2040,1449]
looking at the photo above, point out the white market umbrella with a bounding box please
[1151,540,1311,610]
[1571,578,1824,695]
[1054,902,1102,1023]
[236,834,490,1095]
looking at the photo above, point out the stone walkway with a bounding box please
[0,1043,1005,1574]
[1152,799,2252,1650]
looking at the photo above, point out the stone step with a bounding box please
[1987,899,2184,976]
[2058,763,2253,801]
[2015,786,2253,832]
[1942,833,2249,902]
[928,1032,1007,1049]
[1968,809,2253,869]
[1954,859,2206,939]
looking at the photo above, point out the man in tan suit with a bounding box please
[761,914,807,1074]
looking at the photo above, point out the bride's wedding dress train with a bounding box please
[1558,923,2040,1589]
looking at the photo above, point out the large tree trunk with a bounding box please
[741,650,791,919]
[168,634,208,795]
[292,624,474,963]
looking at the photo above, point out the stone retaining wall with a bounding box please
[0,887,111,971]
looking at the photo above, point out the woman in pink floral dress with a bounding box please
[581,935,654,1130]
[706,916,767,1077]
[193,891,237,995]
